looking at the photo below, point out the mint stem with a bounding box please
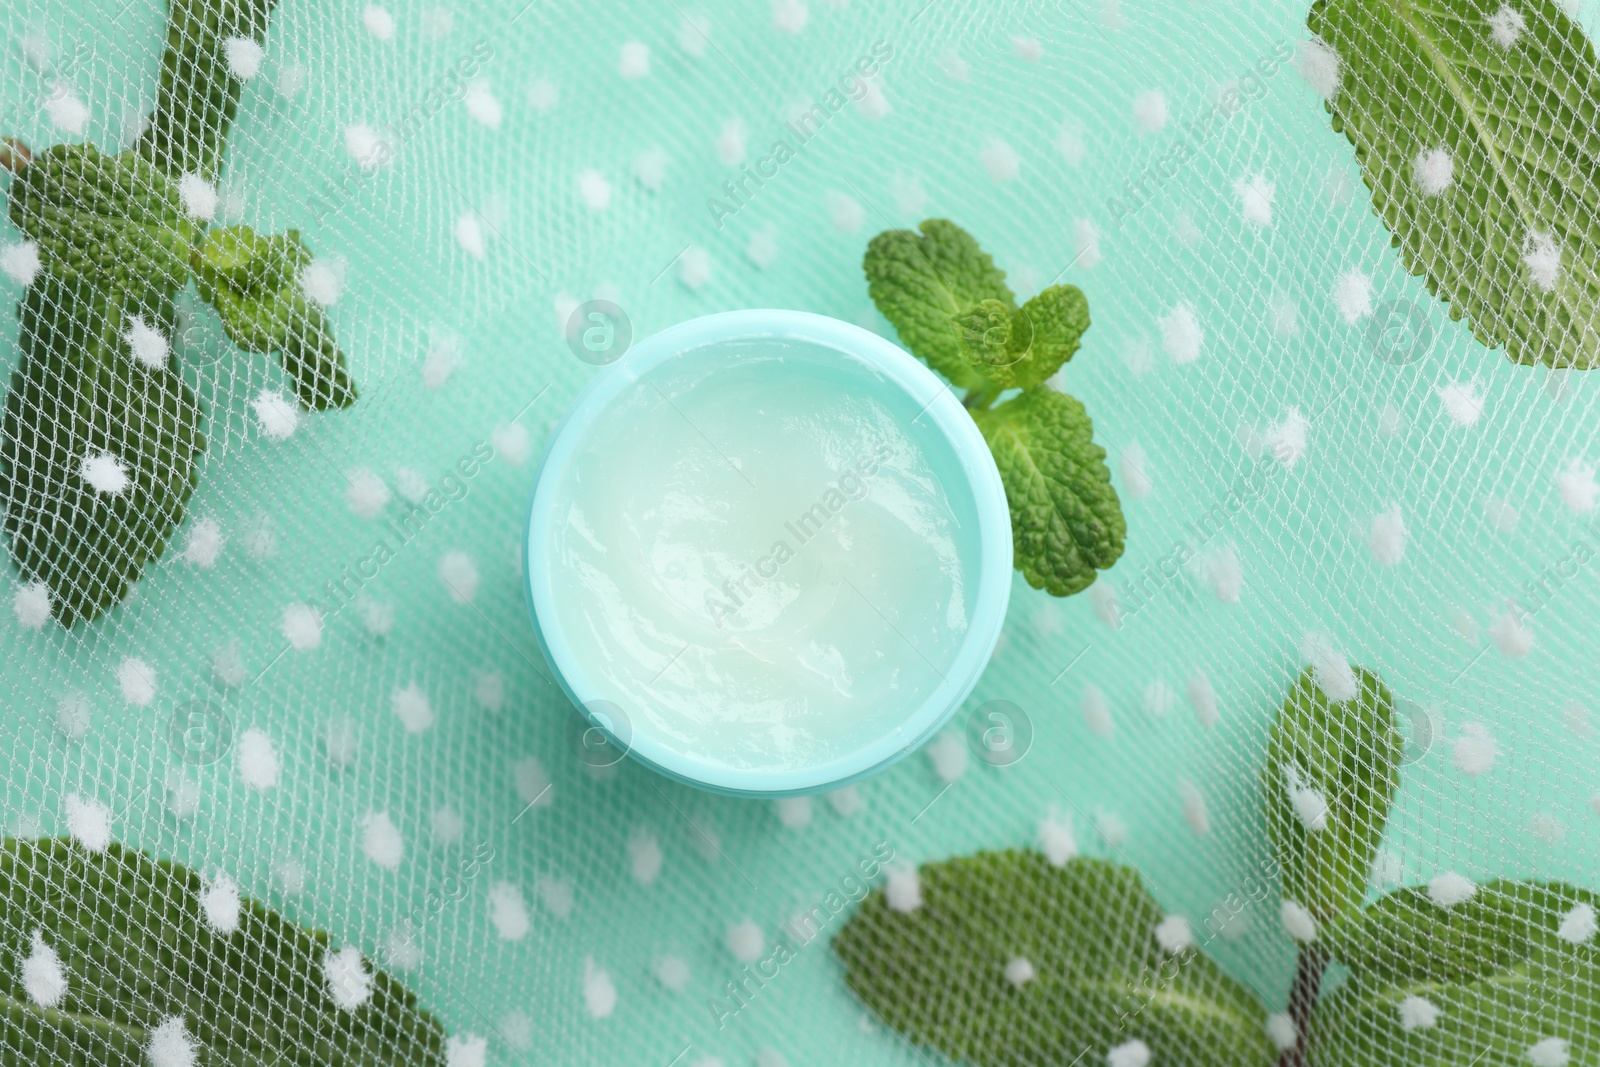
[962,383,1002,410]
[137,0,278,180]
[1278,944,1328,1067]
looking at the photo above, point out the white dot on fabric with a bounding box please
[488,882,530,941]
[236,728,280,791]
[1131,89,1167,133]
[1435,379,1486,428]
[81,451,129,495]
[1398,994,1441,1031]
[1297,38,1342,98]
[773,0,809,33]
[629,829,663,885]
[1234,173,1275,227]
[1413,147,1454,196]
[1265,1013,1297,1051]
[282,603,323,651]
[775,796,812,828]
[117,657,157,706]
[1428,871,1477,907]
[21,931,67,1008]
[1280,898,1318,943]
[445,1034,488,1067]
[393,684,435,733]
[654,954,690,992]
[979,139,1020,182]
[145,1015,198,1067]
[886,863,922,913]
[1488,4,1527,48]
[583,957,618,1018]
[619,41,650,79]
[1369,505,1406,565]
[223,36,265,80]
[1082,685,1114,737]
[362,5,396,41]
[1558,902,1598,945]
[1003,956,1036,987]
[361,811,404,870]
[64,793,112,853]
[438,551,479,604]
[1454,723,1498,775]
[177,172,218,221]
[0,241,41,287]
[250,389,300,440]
[1332,269,1372,324]
[200,873,242,935]
[182,516,225,567]
[727,919,764,963]
[1038,810,1077,866]
[324,946,373,1010]
[13,581,52,629]
[1154,915,1194,953]
[926,732,967,783]
[1158,302,1202,364]
[462,79,502,128]
[1526,1037,1570,1067]
[1106,1039,1151,1067]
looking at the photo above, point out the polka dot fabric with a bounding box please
[3,0,1600,1064]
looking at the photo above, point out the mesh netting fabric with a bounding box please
[2,0,1600,1064]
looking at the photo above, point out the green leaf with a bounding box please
[953,285,1091,390]
[1307,0,1600,369]
[136,0,280,180]
[1,275,203,626]
[0,837,446,1064]
[970,388,1125,596]
[194,225,357,411]
[7,144,195,295]
[1264,666,1402,925]
[863,219,1015,389]
[833,851,1276,1067]
[1310,880,1600,1065]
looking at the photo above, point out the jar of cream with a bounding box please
[525,310,1011,796]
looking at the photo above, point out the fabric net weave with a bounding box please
[1,0,1599,1064]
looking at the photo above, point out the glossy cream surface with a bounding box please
[544,338,979,772]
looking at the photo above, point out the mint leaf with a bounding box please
[954,285,1091,390]
[1,276,203,626]
[1308,0,1600,368]
[137,0,278,180]
[834,851,1275,1067]
[971,388,1125,596]
[1265,666,1402,924]
[1,0,360,624]
[0,837,446,1064]
[1310,880,1600,1065]
[864,219,1015,389]
[7,144,194,294]
[195,226,357,410]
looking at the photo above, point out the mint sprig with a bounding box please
[834,659,1600,1067]
[1,0,357,625]
[0,837,445,1064]
[1308,0,1600,368]
[864,219,1125,597]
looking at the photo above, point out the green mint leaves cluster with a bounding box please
[834,663,1600,1066]
[863,220,1125,597]
[1,0,356,626]
[0,837,445,1064]
[1310,0,1600,369]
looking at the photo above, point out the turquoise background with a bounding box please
[4,0,1600,1063]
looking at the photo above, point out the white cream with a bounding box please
[543,338,978,773]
